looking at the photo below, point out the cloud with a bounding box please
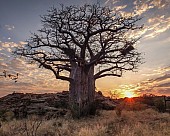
[144,16,170,39]
[152,74,170,82]
[4,25,15,31]
[105,0,170,39]
[136,66,170,95]
[152,0,164,7]
[156,88,170,95]
[112,66,170,97]
[0,41,68,97]
[133,0,169,15]
[134,2,153,16]
[134,0,170,39]
[112,5,127,11]
[157,82,170,87]
[105,0,119,5]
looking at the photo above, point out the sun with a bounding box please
[124,91,135,98]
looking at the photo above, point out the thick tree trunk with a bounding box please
[69,64,95,118]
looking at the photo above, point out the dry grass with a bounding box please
[0,109,169,136]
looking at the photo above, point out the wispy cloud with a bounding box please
[105,0,170,39]
[110,66,170,97]
[144,15,170,38]
[112,5,127,11]
[157,82,170,87]
[136,66,170,95]
[0,41,68,97]
[133,0,169,15]
[134,0,170,39]
[105,0,119,5]
[4,25,15,31]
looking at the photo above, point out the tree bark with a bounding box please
[69,64,95,118]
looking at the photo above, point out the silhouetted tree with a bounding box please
[109,90,121,99]
[0,70,18,82]
[15,4,143,117]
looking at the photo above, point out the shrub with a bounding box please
[0,111,15,122]
[154,98,166,112]
[3,111,15,121]
[0,110,6,119]
[141,94,155,106]
[115,102,124,117]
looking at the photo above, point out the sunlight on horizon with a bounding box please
[123,91,136,98]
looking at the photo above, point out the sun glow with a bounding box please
[124,91,135,98]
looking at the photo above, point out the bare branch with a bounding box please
[33,58,71,81]
[14,3,143,83]
[95,73,121,80]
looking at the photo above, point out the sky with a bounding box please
[0,0,170,97]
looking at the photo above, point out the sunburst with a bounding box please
[124,91,135,98]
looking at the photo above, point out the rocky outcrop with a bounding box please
[95,91,117,110]
[0,92,69,119]
[0,91,116,119]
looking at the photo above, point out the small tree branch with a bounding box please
[95,73,121,80]
[33,58,71,82]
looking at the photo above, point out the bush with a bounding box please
[3,111,15,121]
[140,94,156,107]
[115,101,126,117]
[0,110,6,118]
[154,98,166,112]
[0,111,15,122]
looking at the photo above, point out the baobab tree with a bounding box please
[15,4,143,117]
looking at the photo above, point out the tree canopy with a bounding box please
[15,4,143,82]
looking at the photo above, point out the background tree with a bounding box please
[15,4,143,117]
[109,90,121,99]
[0,70,18,82]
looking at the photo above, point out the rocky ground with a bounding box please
[0,91,117,119]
